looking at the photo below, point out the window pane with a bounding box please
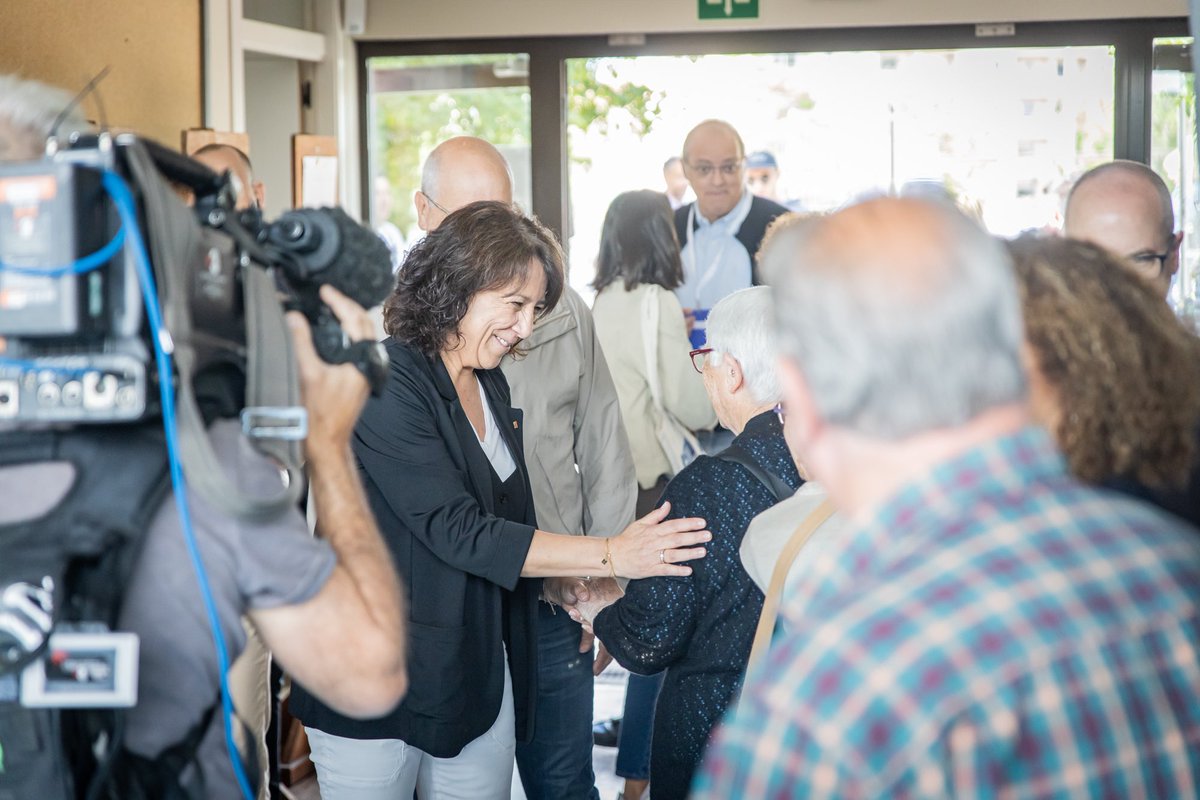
[1151,37,1198,319]
[566,47,1114,298]
[365,54,531,261]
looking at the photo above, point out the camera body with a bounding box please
[0,133,393,427]
[0,138,148,423]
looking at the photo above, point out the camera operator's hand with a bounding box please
[285,285,376,451]
[262,284,407,719]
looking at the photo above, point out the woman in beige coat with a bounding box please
[593,189,717,517]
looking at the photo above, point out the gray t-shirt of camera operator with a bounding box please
[0,419,336,798]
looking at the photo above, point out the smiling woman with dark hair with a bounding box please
[292,200,713,798]
[383,200,564,355]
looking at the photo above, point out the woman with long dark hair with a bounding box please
[593,189,717,515]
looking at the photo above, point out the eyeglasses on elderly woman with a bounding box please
[689,347,714,373]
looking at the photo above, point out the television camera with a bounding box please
[0,132,393,428]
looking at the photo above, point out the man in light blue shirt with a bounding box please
[673,120,789,347]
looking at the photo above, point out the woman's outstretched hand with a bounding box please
[609,502,710,579]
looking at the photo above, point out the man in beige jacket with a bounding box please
[413,136,637,800]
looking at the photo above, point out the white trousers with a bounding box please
[305,659,515,799]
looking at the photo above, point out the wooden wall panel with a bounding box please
[0,1,202,149]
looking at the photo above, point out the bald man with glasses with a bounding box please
[1064,159,1182,299]
[673,120,789,348]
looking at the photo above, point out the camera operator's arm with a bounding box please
[249,287,407,718]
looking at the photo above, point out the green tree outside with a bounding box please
[369,55,663,234]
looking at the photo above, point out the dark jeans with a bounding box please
[617,479,670,784]
[516,602,600,800]
[614,671,665,781]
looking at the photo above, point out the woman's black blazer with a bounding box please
[290,338,541,758]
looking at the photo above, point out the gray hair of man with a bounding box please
[0,74,89,161]
[704,286,782,405]
[761,199,1027,439]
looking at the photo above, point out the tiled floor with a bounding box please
[285,664,632,800]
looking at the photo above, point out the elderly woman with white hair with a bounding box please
[567,286,801,800]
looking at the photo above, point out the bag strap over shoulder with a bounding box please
[716,444,795,503]
[746,498,835,672]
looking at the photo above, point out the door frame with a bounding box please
[358,17,1189,243]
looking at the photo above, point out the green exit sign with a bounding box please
[699,0,759,19]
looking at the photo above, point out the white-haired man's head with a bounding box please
[763,196,1026,441]
[761,197,1028,513]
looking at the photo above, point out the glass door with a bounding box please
[565,45,1116,297]
[364,53,532,261]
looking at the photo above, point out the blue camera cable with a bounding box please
[0,223,125,277]
[0,169,258,800]
[102,170,256,800]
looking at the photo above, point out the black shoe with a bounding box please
[592,717,621,747]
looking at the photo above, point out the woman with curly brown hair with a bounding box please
[291,201,712,799]
[1009,235,1200,527]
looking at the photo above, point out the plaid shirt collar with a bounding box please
[804,426,1067,609]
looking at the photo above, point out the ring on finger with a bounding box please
[659,549,666,564]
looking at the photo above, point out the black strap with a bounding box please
[100,716,209,800]
[0,425,247,800]
[103,697,247,800]
[716,444,796,503]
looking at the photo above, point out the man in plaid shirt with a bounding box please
[695,198,1200,798]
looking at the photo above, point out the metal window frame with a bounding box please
[358,17,1188,243]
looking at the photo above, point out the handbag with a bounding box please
[640,285,704,476]
[745,498,835,672]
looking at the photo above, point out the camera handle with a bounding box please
[309,306,389,395]
[213,212,390,396]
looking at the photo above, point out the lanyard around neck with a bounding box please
[685,193,753,305]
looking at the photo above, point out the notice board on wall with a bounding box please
[292,134,338,208]
[1,1,202,148]
[182,129,252,159]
